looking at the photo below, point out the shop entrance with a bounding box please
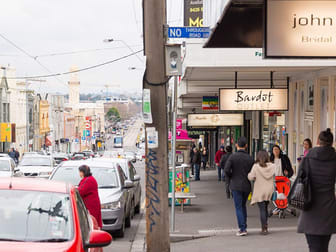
[218,126,241,151]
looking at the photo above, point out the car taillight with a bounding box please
[62,158,68,161]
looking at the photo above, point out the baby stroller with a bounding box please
[269,176,296,219]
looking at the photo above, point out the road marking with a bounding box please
[198,226,297,236]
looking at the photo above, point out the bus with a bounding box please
[113,136,123,148]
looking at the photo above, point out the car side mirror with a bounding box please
[123,180,134,189]
[14,168,20,173]
[133,175,141,182]
[85,230,112,249]
[132,159,136,163]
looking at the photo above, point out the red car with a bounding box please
[0,178,112,252]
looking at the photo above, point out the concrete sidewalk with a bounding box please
[170,169,336,251]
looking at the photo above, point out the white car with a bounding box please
[17,154,55,178]
[0,157,21,177]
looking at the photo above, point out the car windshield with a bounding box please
[0,160,10,171]
[51,166,120,188]
[20,157,51,166]
[114,137,122,144]
[0,190,73,242]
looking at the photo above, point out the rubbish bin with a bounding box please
[169,164,191,206]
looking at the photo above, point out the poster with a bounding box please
[202,96,218,111]
[142,89,152,124]
[184,0,203,27]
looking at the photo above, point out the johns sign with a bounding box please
[220,89,288,111]
[265,0,336,58]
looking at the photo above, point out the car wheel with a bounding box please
[115,218,125,238]
[125,212,131,228]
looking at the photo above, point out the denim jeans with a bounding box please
[217,165,222,181]
[232,190,250,232]
[194,164,200,180]
[305,234,331,252]
[257,201,269,227]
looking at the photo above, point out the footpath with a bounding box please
[132,169,336,252]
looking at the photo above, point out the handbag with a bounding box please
[288,158,312,210]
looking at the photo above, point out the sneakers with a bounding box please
[236,230,247,236]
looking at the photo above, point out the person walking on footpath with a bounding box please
[224,137,254,236]
[220,145,233,181]
[8,148,16,163]
[191,147,201,181]
[303,138,313,157]
[189,143,196,176]
[201,147,208,171]
[298,128,336,252]
[248,150,275,235]
[215,146,226,181]
[270,145,294,178]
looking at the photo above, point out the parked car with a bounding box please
[50,160,134,237]
[82,150,95,158]
[53,153,70,165]
[17,154,55,178]
[71,153,87,160]
[0,177,112,251]
[95,158,141,216]
[123,151,136,163]
[0,157,22,177]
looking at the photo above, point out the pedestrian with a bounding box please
[215,146,226,181]
[220,146,233,181]
[270,145,294,178]
[248,150,275,235]
[189,143,196,175]
[298,128,336,252]
[78,165,102,228]
[303,138,312,157]
[224,137,254,236]
[14,149,20,164]
[201,147,208,171]
[8,148,16,163]
[191,147,201,181]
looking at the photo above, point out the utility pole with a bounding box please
[143,0,170,251]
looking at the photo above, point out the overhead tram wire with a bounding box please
[6,49,144,80]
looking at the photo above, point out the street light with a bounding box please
[103,38,143,63]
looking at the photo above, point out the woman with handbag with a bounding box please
[248,150,275,235]
[297,128,336,252]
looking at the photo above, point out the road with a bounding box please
[105,120,145,252]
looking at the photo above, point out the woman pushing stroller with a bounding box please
[248,150,275,235]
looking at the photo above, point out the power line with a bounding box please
[7,49,144,80]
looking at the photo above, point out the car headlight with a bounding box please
[101,201,121,210]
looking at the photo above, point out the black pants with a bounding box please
[201,161,207,170]
[257,201,269,227]
[305,234,331,252]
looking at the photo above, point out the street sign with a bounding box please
[168,27,210,38]
[92,136,96,140]
[75,138,79,143]
[81,136,86,141]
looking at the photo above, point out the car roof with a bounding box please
[0,178,69,193]
[94,157,128,164]
[60,160,119,168]
[0,157,12,161]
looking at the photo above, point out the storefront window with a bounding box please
[263,112,287,153]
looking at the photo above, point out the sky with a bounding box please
[0,0,151,95]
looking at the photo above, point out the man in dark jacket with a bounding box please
[8,148,17,163]
[189,144,196,175]
[191,147,201,181]
[224,137,254,236]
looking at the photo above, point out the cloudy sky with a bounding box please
[0,0,183,95]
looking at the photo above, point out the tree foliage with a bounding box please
[106,107,120,121]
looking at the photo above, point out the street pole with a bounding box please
[170,76,177,232]
[143,0,170,251]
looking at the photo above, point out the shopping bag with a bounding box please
[248,192,252,201]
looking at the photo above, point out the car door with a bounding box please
[118,166,131,216]
[128,161,141,206]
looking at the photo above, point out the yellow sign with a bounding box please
[0,123,11,142]
[266,0,336,57]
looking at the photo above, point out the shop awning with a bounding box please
[204,0,263,48]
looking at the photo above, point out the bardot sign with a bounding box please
[265,0,336,58]
[219,89,288,111]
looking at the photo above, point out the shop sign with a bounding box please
[0,123,11,142]
[265,0,336,58]
[176,119,183,129]
[187,113,243,127]
[184,0,203,27]
[202,96,219,111]
[219,89,288,111]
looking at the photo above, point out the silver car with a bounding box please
[0,157,21,177]
[17,154,55,178]
[49,160,134,238]
[94,158,142,217]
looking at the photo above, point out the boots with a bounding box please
[260,224,268,235]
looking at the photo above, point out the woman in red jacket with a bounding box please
[78,165,102,228]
